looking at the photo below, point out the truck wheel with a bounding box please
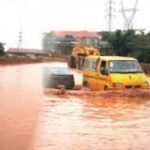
[68,56,76,68]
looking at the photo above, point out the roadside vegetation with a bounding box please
[101,29,150,63]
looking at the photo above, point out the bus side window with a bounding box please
[100,61,108,75]
[83,59,90,70]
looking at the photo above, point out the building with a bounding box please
[42,31,101,56]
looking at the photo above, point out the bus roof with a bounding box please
[86,56,137,61]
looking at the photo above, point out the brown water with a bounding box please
[0,63,150,150]
[0,64,43,150]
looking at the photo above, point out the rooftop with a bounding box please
[54,31,99,38]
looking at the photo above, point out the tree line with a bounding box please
[101,29,150,63]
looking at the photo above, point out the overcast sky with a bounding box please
[0,0,149,49]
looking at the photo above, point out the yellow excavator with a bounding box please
[68,46,100,69]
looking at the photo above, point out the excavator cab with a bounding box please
[68,46,100,69]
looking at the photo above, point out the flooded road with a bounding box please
[0,64,43,150]
[0,63,150,150]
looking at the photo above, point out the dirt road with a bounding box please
[0,62,150,150]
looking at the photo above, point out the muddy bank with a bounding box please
[0,55,42,65]
[0,55,67,66]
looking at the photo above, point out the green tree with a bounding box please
[0,42,5,55]
[108,30,136,56]
[101,29,150,62]
[100,31,110,41]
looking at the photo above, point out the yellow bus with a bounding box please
[82,56,149,90]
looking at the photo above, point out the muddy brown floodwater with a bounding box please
[0,62,150,150]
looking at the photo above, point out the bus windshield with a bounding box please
[108,60,143,73]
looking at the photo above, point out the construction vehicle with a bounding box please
[68,46,100,69]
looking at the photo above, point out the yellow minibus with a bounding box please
[82,56,149,90]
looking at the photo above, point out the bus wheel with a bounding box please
[83,81,88,87]
[104,86,109,91]
[68,56,76,68]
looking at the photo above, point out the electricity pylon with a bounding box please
[120,0,139,29]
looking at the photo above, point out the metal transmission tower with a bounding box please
[17,30,23,49]
[106,0,115,32]
[120,0,139,29]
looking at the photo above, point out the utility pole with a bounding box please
[17,30,23,49]
[106,0,115,32]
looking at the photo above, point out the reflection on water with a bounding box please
[0,63,150,150]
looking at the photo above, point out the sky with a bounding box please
[0,0,149,49]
